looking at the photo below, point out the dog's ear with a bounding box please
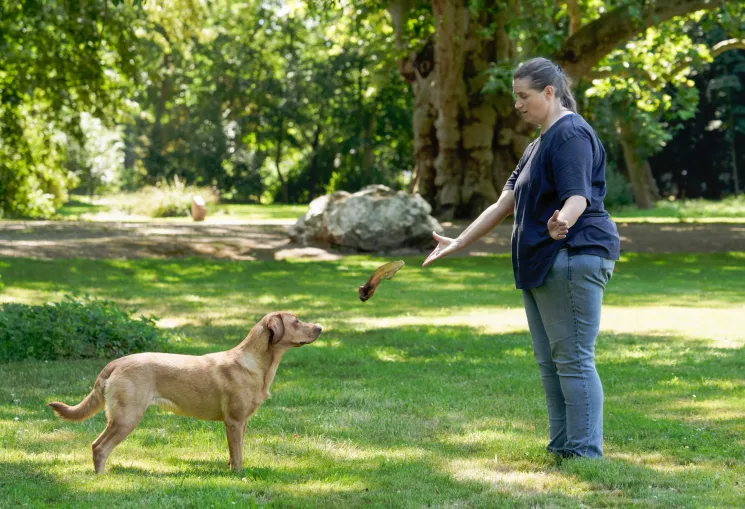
[267,314,285,345]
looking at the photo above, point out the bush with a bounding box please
[0,295,167,362]
[131,177,219,218]
[604,163,634,208]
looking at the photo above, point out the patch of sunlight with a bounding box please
[0,288,60,305]
[373,346,407,362]
[309,339,344,349]
[281,480,368,495]
[345,306,745,348]
[661,376,744,391]
[447,458,588,494]
[2,449,82,465]
[658,399,745,422]
[601,306,745,347]
[345,308,529,335]
[608,452,727,475]
[311,439,426,463]
[503,347,529,357]
[156,316,195,329]
[444,429,521,448]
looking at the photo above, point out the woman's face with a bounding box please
[513,78,553,125]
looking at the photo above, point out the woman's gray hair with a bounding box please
[513,57,577,113]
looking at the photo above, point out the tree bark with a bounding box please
[566,0,581,36]
[275,116,289,203]
[619,119,657,209]
[730,115,740,196]
[362,104,379,181]
[393,0,722,217]
[407,4,534,219]
[430,0,468,219]
[308,126,321,201]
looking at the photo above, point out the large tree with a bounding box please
[389,0,735,219]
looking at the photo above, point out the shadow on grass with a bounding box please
[2,323,744,507]
[0,455,594,508]
[2,254,745,321]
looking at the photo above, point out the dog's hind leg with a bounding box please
[92,382,149,474]
[92,408,145,474]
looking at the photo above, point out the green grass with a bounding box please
[52,194,745,224]
[608,195,745,223]
[55,195,306,223]
[1,254,744,507]
[54,199,108,219]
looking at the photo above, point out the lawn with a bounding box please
[55,196,307,223]
[1,253,744,507]
[607,195,745,223]
[54,194,745,224]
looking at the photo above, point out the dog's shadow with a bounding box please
[109,461,277,480]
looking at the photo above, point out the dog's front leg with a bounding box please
[225,418,247,472]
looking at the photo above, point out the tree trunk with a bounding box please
[408,68,438,198]
[408,5,533,219]
[731,129,740,196]
[361,104,378,181]
[394,0,720,218]
[275,116,289,203]
[308,126,321,201]
[619,119,658,209]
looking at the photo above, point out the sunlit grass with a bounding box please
[1,253,744,507]
[55,195,306,224]
[53,194,745,224]
[608,195,745,223]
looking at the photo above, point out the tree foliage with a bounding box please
[2,0,744,217]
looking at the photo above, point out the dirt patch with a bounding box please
[0,220,743,261]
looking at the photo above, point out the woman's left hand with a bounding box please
[547,210,569,240]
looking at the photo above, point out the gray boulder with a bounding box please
[289,185,443,251]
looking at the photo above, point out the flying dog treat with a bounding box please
[359,260,405,302]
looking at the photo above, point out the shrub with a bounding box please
[128,177,219,218]
[0,295,167,362]
[605,163,634,208]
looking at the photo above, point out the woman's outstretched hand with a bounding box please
[422,232,461,267]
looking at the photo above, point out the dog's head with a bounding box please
[263,312,322,349]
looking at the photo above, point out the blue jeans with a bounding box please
[522,249,614,458]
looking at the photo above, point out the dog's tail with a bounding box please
[48,368,111,422]
[48,382,105,422]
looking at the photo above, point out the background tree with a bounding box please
[389,0,740,218]
[0,0,140,217]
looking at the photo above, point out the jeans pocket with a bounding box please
[600,257,615,284]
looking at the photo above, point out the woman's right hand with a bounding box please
[422,232,461,267]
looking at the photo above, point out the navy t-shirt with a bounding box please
[503,113,620,289]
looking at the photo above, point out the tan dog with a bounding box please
[48,312,321,474]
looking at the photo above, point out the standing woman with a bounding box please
[422,57,620,458]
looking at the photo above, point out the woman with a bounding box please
[422,57,620,459]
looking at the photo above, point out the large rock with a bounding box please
[289,185,444,252]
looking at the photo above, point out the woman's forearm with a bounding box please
[558,195,587,227]
[454,190,515,250]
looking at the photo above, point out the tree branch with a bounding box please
[554,0,724,81]
[587,37,745,87]
[566,0,581,36]
[711,38,745,58]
